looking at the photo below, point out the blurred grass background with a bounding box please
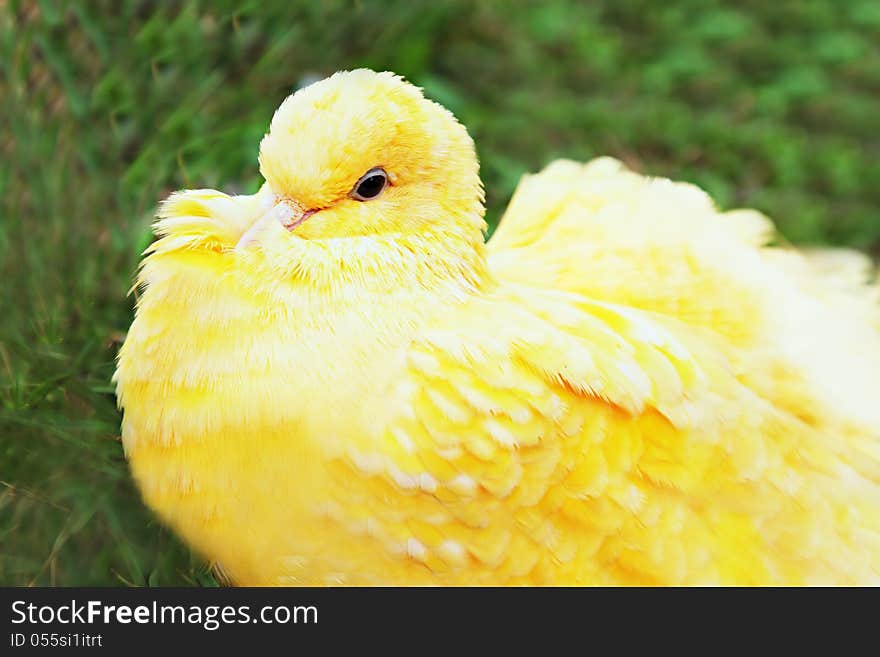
[2,0,879,585]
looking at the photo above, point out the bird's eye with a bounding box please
[350,167,388,201]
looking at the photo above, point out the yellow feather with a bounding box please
[115,69,880,585]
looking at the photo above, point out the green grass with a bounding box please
[2,0,879,585]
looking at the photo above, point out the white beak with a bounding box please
[234,200,303,251]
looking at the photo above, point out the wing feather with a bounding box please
[321,160,880,584]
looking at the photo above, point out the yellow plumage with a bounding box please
[114,69,880,585]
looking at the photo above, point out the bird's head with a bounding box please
[232,69,487,289]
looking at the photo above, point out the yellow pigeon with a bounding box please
[115,69,880,585]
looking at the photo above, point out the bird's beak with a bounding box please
[234,199,317,251]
